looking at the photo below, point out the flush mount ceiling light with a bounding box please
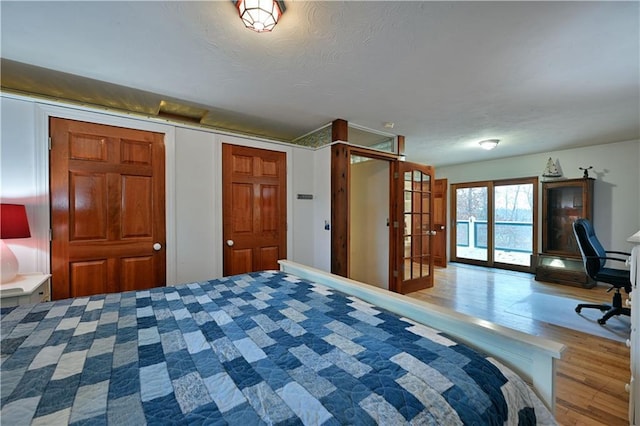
[479,139,500,150]
[236,0,285,33]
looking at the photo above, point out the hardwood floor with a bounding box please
[407,263,631,426]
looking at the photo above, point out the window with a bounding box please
[451,177,538,271]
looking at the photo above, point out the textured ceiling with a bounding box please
[1,1,638,167]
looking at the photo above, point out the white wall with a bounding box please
[5,91,635,283]
[174,129,316,283]
[0,93,317,286]
[313,146,332,272]
[291,148,316,266]
[1,95,178,280]
[0,97,40,273]
[212,133,315,278]
[437,139,640,257]
[174,127,218,283]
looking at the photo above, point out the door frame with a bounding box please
[214,134,297,277]
[450,177,538,272]
[348,153,394,290]
[330,142,436,294]
[49,118,167,298]
[330,142,398,280]
[221,142,287,275]
[33,103,177,284]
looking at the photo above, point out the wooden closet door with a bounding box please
[50,118,166,299]
[222,144,286,276]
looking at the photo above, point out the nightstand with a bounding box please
[0,273,51,307]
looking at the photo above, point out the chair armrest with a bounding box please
[604,250,631,256]
[585,255,629,263]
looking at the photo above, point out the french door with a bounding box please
[450,177,538,272]
[391,161,435,293]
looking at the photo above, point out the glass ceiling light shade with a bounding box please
[479,139,499,150]
[237,0,283,33]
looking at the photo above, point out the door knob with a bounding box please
[440,225,445,230]
[226,240,234,247]
[153,243,162,251]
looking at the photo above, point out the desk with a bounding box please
[0,273,51,307]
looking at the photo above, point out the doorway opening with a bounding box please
[349,155,390,289]
[330,142,435,294]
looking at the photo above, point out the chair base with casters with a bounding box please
[575,287,631,325]
[572,218,632,326]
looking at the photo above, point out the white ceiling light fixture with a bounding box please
[479,139,500,150]
[236,0,284,33]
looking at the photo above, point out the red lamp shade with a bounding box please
[1,204,31,239]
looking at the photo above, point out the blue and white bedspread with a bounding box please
[1,271,555,425]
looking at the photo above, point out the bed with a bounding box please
[1,261,564,425]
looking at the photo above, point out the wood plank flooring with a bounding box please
[407,263,631,426]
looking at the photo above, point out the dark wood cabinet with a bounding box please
[536,178,595,287]
[542,178,594,256]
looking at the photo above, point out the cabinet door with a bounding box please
[542,178,593,256]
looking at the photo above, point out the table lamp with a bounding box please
[1,204,31,283]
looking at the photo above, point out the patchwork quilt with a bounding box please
[1,271,555,425]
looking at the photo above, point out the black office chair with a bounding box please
[572,218,632,325]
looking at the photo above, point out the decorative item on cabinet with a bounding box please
[579,166,593,179]
[535,177,595,288]
[541,157,562,180]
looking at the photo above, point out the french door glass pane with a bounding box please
[494,184,534,266]
[404,170,430,280]
[455,186,488,261]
